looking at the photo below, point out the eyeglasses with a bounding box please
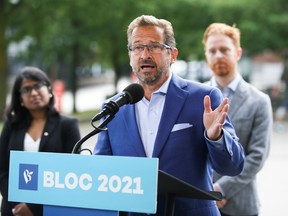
[20,83,47,96]
[128,43,171,55]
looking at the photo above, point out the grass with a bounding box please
[69,109,99,123]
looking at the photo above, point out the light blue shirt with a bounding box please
[135,73,172,157]
[210,74,241,101]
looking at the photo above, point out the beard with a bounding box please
[133,59,170,86]
[210,59,235,77]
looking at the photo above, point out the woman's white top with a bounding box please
[24,133,41,152]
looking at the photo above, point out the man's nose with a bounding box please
[140,46,152,58]
[214,50,224,58]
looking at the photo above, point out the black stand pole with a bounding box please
[165,194,175,216]
[72,115,115,154]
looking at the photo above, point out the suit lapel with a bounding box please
[152,76,188,157]
[229,79,248,117]
[207,77,248,117]
[39,114,59,151]
[122,105,147,156]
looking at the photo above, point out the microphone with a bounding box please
[91,83,144,122]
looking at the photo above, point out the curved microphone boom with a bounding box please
[91,83,144,122]
[73,83,144,154]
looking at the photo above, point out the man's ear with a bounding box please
[237,48,242,61]
[171,48,178,64]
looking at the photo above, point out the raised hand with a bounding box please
[203,95,229,140]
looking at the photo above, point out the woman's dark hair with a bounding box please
[5,66,57,128]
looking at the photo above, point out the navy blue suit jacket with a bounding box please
[95,74,244,216]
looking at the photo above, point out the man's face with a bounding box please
[204,34,241,77]
[128,25,177,86]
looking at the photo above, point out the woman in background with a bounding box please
[0,66,81,216]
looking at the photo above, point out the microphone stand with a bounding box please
[72,114,115,154]
[71,113,131,216]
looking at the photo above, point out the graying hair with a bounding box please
[127,15,176,48]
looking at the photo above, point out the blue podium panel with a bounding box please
[9,151,158,214]
[44,205,118,216]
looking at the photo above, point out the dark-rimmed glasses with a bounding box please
[20,82,47,96]
[128,42,171,55]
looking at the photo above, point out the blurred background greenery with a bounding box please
[0,0,287,119]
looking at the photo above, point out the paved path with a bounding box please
[257,123,288,216]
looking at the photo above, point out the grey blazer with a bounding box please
[212,77,273,215]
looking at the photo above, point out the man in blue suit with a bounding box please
[94,15,245,216]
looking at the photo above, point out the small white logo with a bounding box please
[23,169,33,184]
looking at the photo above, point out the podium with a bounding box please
[157,170,222,215]
[8,151,221,216]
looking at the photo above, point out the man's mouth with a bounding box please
[140,64,155,69]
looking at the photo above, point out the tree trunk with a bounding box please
[71,42,79,113]
[0,0,8,120]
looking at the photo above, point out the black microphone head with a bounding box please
[123,83,144,104]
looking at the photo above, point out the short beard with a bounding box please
[211,60,235,77]
[134,60,170,86]
[137,71,162,85]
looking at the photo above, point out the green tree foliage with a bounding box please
[1,0,287,115]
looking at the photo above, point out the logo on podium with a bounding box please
[19,164,38,191]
